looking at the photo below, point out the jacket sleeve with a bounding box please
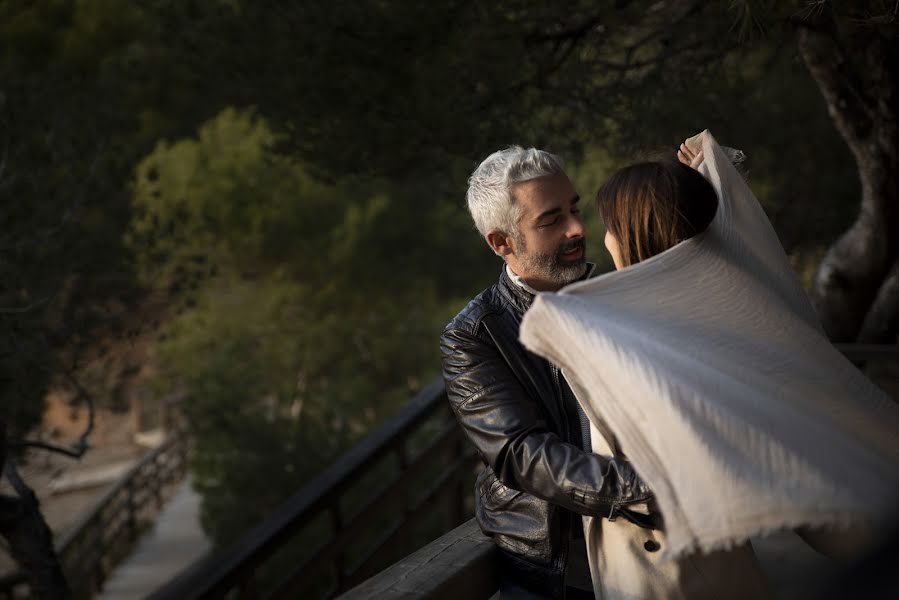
[440,325,652,517]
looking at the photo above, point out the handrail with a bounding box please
[337,518,496,600]
[0,431,189,600]
[834,343,899,363]
[149,377,477,600]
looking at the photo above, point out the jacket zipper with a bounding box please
[551,364,573,596]
[551,365,571,435]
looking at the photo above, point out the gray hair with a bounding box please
[466,145,565,238]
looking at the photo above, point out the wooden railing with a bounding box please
[338,518,497,600]
[0,431,189,600]
[149,378,478,600]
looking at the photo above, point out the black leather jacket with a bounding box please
[440,267,652,596]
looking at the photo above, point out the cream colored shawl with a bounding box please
[520,130,899,559]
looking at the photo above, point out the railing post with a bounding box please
[396,439,409,471]
[92,514,106,594]
[330,503,345,592]
[127,477,138,542]
[153,455,164,509]
[395,440,411,550]
[237,572,259,600]
[450,432,466,528]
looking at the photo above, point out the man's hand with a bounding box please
[677,142,703,169]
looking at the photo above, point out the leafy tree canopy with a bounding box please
[129,109,473,543]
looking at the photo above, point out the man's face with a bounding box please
[506,173,587,291]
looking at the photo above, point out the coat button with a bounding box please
[644,540,660,552]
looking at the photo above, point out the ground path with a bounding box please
[97,476,210,600]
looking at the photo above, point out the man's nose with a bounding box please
[567,215,586,239]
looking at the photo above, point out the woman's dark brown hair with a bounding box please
[596,161,718,268]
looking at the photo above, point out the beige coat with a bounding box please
[583,422,773,600]
[583,516,772,600]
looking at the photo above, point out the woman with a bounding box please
[519,131,899,599]
[598,155,716,272]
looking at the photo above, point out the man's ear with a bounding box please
[486,229,515,257]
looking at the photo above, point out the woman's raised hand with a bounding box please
[677,142,703,170]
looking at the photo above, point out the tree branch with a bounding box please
[525,14,606,44]
[522,0,720,88]
[587,39,706,72]
[0,297,52,315]
[7,440,88,459]
[796,18,875,149]
[6,353,95,460]
[624,0,706,56]
[56,364,95,451]
[3,460,30,499]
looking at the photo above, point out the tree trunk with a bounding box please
[0,463,72,599]
[798,16,899,342]
[859,258,899,342]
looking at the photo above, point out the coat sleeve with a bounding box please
[440,325,652,517]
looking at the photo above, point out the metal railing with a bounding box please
[0,432,189,600]
[149,378,478,600]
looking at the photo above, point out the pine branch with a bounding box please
[6,359,95,460]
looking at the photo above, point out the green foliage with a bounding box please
[130,109,342,287]
[0,0,225,437]
[130,108,469,544]
[156,276,345,543]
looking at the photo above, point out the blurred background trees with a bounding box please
[1,0,896,585]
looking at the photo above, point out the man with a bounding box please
[440,146,654,599]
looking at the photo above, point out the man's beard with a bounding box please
[515,236,587,286]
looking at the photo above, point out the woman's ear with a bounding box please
[604,229,624,270]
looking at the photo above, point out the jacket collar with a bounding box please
[498,262,596,315]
